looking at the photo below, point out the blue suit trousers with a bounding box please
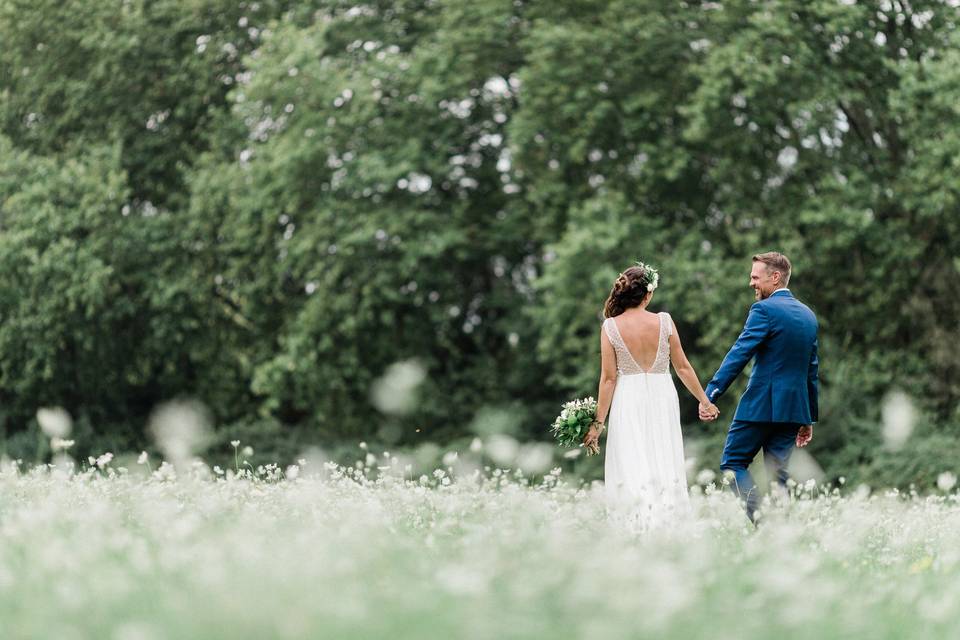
[720,420,801,522]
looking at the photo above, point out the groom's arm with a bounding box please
[807,334,819,423]
[704,303,771,404]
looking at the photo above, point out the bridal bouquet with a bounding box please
[549,397,601,456]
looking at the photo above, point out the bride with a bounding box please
[583,263,718,524]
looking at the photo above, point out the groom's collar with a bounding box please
[770,288,792,298]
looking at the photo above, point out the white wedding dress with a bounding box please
[602,312,690,530]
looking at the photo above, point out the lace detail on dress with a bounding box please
[604,317,644,375]
[649,312,672,374]
[603,313,672,375]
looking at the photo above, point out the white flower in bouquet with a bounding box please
[549,397,600,456]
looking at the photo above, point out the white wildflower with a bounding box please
[51,438,74,452]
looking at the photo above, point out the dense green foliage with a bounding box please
[0,0,957,486]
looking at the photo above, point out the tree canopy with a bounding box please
[1,0,958,486]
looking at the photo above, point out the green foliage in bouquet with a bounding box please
[549,398,598,452]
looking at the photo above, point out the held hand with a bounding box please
[698,401,720,422]
[796,425,814,448]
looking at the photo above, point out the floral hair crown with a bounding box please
[634,261,660,292]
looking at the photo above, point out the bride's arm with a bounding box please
[585,326,618,447]
[668,318,717,414]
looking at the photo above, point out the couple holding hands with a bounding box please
[584,252,818,522]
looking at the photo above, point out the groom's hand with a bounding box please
[698,401,719,422]
[796,425,813,448]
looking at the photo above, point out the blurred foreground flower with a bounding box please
[937,472,956,492]
[486,434,519,467]
[149,400,213,470]
[516,443,553,475]
[696,469,716,485]
[881,390,916,451]
[37,407,72,439]
[370,359,427,415]
[788,448,825,484]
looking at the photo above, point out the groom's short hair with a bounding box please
[752,252,792,285]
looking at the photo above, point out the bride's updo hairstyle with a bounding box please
[603,263,659,318]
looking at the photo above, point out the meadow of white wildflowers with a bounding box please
[0,449,959,640]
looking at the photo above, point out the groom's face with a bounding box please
[750,262,778,300]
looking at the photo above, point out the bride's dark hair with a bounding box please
[603,265,654,318]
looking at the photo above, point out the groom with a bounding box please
[699,252,819,521]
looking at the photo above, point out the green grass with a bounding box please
[0,458,957,639]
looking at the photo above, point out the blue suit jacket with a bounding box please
[705,289,819,424]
